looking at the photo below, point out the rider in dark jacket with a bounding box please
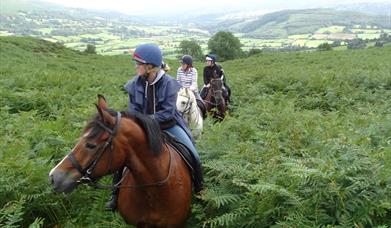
[200,54,231,102]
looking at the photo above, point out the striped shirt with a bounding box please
[176,67,198,92]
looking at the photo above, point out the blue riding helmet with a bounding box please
[133,43,162,67]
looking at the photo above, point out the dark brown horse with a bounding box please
[49,95,192,227]
[203,71,228,120]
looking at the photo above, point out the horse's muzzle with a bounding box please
[49,170,78,193]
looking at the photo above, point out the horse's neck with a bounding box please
[130,144,170,184]
[122,119,169,182]
[191,97,200,114]
[187,93,195,109]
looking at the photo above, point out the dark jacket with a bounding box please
[124,70,193,141]
[203,64,223,85]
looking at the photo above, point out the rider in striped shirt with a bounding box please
[176,55,202,101]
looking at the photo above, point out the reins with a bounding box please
[88,144,173,190]
[69,111,174,190]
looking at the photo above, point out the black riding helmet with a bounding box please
[205,54,216,62]
[181,55,193,65]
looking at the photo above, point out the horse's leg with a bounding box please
[213,100,224,121]
[190,106,202,139]
[220,100,226,119]
[195,109,203,139]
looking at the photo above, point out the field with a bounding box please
[51,31,210,57]
[1,36,391,227]
[2,6,390,55]
[239,25,387,50]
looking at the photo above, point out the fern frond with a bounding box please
[204,207,251,228]
[203,189,242,209]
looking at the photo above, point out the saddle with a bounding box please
[162,131,203,192]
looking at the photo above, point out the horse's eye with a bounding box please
[181,101,186,105]
[85,143,97,150]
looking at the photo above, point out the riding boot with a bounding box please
[193,159,204,193]
[200,86,208,100]
[105,171,122,211]
[195,98,207,119]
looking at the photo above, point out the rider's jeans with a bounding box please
[166,125,200,162]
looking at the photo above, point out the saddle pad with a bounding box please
[161,131,195,173]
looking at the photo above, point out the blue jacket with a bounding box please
[124,70,194,142]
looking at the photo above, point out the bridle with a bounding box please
[67,111,121,184]
[178,94,192,115]
[66,111,173,189]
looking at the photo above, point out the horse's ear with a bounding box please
[97,94,107,110]
[95,95,115,126]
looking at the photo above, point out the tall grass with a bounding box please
[1,36,390,227]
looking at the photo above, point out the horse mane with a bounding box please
[126,112,163,156]
[83,109,163,156]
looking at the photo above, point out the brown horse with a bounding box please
[203,71,228,120]
[49,95,192,227]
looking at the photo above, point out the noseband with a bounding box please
[67,111,121,184]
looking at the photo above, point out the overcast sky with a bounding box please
[43,0,389,15]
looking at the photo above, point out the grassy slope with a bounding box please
[1,36,390,227]
[221,8,390,39]
[0,36,133,227]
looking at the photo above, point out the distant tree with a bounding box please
[317,42,332,51]
[331,40,341,47]
[347,39,366,49]
[247,48,263,56]
[374,41,384,47]
[178,40,203,61]
[342,27,350,33]
[84,44,96,54]
[379,33,391,42]
[208,31,243,61]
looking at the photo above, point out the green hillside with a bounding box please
[1,36,390,227]
[2,1,390,54]
[214,8,390,39]
[0,0,64,15]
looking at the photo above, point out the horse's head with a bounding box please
[210,77,223,103]
[176,88,195,114]
[177,88,190,113]
[49,95,124,193]
[204,70,227,120]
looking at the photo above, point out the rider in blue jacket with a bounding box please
[124,63,193,140]
[106,43,203,211]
